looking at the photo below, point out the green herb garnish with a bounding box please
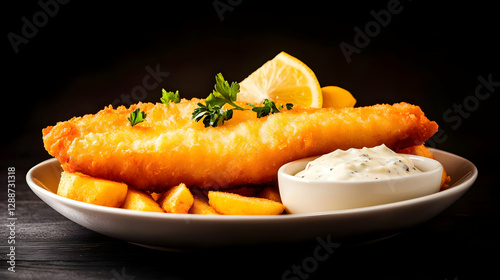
[191,73,246,127]
[127,108,147,127]
[249,99,294,118]
[191,73,293,127]
[160,89,180,106]
[192,102,233,127]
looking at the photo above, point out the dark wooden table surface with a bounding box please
[0,154,497,280]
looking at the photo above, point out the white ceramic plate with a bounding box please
[27,149,477,250]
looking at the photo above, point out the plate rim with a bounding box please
[26,148,478,221]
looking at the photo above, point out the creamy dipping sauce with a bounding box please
[295,144,421,181]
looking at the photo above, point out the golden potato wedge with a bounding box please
[189,195,219,215]
[121,187,164,212]
[57,171,127,207]
[258,186,282,203]
[208,191,285,215]
[158,183,194,214]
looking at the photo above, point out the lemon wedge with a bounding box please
[239,52,322,108]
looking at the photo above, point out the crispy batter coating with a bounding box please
[43,99,438,192]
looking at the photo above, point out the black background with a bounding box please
[2,0,499,279]
[3,0,499,164]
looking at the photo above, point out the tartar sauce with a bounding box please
[295,144,421,181]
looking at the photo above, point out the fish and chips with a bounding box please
[42,52,448,215]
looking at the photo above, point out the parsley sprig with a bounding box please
[191,73,293,127]
[192,73,247,127]
[127,73,294,128]
[160,89,180,106]
[127,108,147,127]
[249,99,294,118]
[128,89,179,127]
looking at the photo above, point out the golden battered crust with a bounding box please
[43,99,438,192]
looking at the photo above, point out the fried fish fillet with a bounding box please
[42,99,438,192]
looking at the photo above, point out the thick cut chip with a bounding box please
[121,187,164,212]
[57,171,127,207]
[208,191,285,215]
[158,183,194,214]
[188,195,219,215]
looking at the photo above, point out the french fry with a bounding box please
[189,195,219,215]
[121,187,164,212]
[57,171,127,208]
[158,183,194,214]
[208,191,285,215]
[258,186,282,203]
[57,172,286,215]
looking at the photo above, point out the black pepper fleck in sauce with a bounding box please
[295,144,422,181]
